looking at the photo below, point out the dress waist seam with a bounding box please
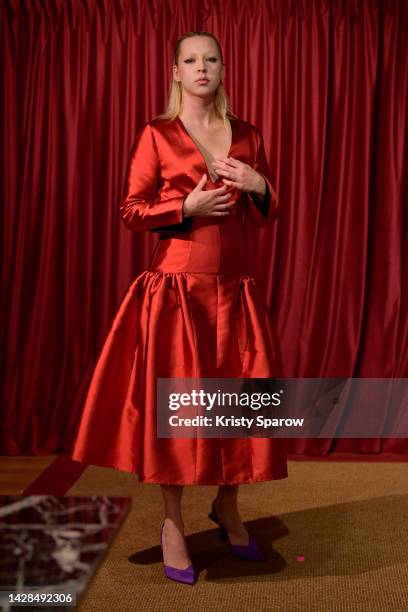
[146,269,255,279]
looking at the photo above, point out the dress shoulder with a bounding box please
[148,115,176,131]
[237,117,263,139]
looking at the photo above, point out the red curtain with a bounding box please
[1,0,407,457]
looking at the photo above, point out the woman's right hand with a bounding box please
[183,174,235,217]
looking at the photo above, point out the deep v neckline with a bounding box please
[176,115,235,181]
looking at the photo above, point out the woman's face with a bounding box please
[173,36,225,99]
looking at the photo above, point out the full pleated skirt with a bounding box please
[70,271,288,484]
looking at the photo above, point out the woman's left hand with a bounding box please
[212,156,266,194]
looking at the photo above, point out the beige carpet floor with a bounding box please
[68,461,408,612]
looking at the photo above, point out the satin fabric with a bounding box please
[70,115,288,484]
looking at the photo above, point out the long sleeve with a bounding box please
[246,128,280,226]
[119,123,192,232]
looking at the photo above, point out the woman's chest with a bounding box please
[183,122,231,157]
[184,125,231,181]
[155,120,256,185]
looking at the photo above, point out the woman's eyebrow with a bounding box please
[183,52,215,56]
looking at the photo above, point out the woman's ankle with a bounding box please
[163,516,185,533]
[214,495,240,518]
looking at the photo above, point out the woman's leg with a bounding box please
[214,484,250,545]
[160,484,192,569]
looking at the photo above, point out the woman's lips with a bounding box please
[196,79,209,84]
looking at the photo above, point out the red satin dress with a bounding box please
[70,115,288,485]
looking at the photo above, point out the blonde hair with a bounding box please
[156,31,237,129]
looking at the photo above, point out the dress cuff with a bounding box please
[248,180,271,220]
[247,173,279,225]
[148,196,194,233]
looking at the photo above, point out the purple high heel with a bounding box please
[208,500,265,561]
[160,522,197,585]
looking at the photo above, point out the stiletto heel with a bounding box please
[208,509,228,540]
[160,522,197,585]
[208,500,265,561]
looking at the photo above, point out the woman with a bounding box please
[70,31,288,585]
